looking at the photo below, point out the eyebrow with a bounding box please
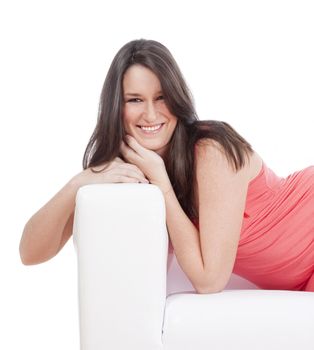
[124,91,163,97]
[124,93,141,97]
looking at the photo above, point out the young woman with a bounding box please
[20,39,314,293]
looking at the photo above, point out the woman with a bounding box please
[19,39,314,293]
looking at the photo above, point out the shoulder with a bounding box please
[194,138,262,183]
[194,139,240,177]
[195,139,229,164]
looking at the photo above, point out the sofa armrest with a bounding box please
[73,184,167,350]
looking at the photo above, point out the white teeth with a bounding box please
[140,124,163,131]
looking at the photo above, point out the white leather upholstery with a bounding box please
[73,184,314,350]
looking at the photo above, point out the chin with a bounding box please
[142,143,163,152]
[140,140,166,154]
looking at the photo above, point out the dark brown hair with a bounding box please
[83,39,253,220]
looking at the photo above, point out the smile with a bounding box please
[137,123,164,134]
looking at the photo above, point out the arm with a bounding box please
[19,180,78,265]
[120,136,252,293]
[152,142,250,293]
[19,158,149,265]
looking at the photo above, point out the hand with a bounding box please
[71,156,149,188]
[120,135,172,195]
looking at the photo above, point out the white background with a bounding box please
[1,0,313,348]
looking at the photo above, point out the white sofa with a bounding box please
[73,184,314,350]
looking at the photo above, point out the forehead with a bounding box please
[123,65,161,93]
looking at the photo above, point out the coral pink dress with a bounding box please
[232,162,314,291]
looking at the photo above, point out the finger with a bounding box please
[112,171,149,183]
[123,163,146,177]
[120,140,140,162]
[119,166,148,182]
[115,157,125,163]
[125,135,147,158]
[112,165,148,183]
[112,175,146,184]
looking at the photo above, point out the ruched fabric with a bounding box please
[233,163,314,291]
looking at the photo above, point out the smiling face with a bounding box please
[122,64,178,157]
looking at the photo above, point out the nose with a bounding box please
[143,101,158,123]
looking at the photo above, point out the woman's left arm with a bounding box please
[120,136,250,293]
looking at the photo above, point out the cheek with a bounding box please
[170,116,178,129]
[169,119,178,137]
[122,108,134,131]
[158,103,170,114]
[123,105,140,124]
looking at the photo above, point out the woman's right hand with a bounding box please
[71,157,150,188]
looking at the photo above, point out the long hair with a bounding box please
[83,39,253,220]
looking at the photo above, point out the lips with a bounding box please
[137,123,164,134]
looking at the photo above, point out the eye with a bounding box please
[127,98,142,103]
[156,95,164,101]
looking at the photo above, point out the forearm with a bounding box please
[163,187,211,293]
[19,179,80,265]
[118,137,218,291]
